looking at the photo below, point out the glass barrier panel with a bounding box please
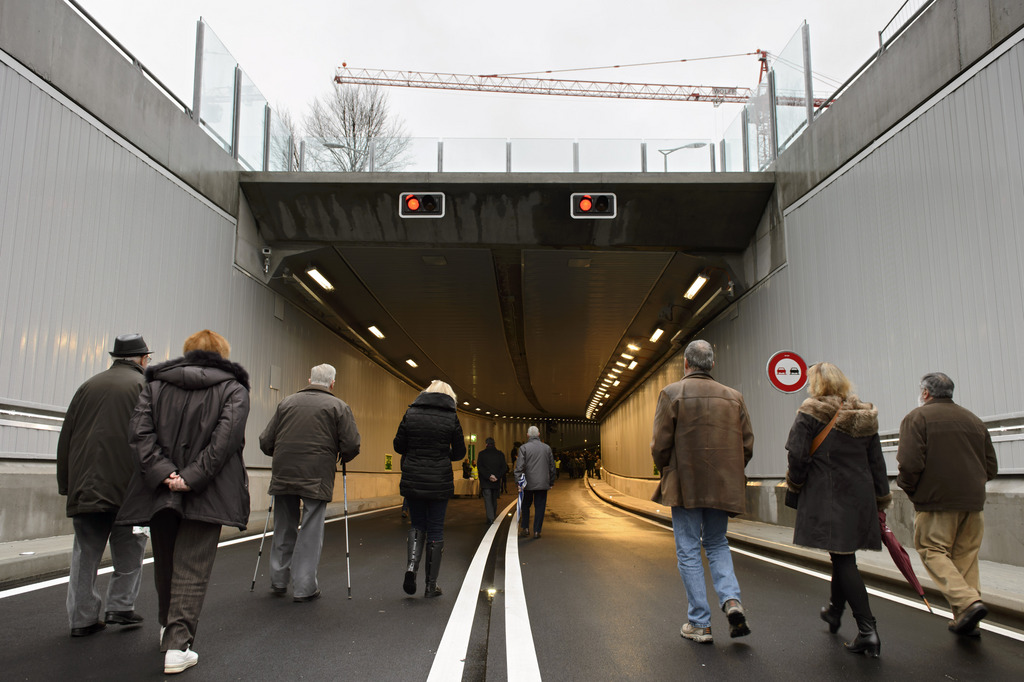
[647,139,714,172]
[509,139,575,173]
[442,138,507,173]
[267,109,292,172]
[198,24,236,153]
[392,138,440,172]
[721,110,746,172]
[236,70,267,171]
[773,25,809,154]
[746,87,773,171]
[577,139,643,172]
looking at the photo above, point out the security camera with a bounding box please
[261,246,272,256]
[261,247,272,275]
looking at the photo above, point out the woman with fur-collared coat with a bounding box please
[117,330,250,675]
[785,362,891,659]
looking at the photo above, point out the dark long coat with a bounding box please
[394,392,466,500]
[116,350,251,530]
[785,395,891,553]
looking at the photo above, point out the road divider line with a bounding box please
[426,499,516,682]
[505,510,542,681]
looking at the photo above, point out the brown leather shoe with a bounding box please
[949,601,987,635]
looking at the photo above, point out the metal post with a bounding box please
[287,134,294,172]
[262,104,271,171]
[802,21,815,126]
[741,107,750,172]
[437,139,443,172]
[299,140,306,172]
[191,20,205,123]
[766,70,779,166]
[506,139,512,173]
[640,141,647,173]
[573,140,579,173]
[369,138,376,172]
[230,66,242,160]
[709,142,716,172]
[719,139,727,172]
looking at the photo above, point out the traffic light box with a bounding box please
[570,193,616,219]
[399,192,445,218]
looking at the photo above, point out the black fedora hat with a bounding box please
[110,333,152,357]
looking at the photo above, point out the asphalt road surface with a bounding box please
[2,478,1022,680]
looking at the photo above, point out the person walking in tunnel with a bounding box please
[116,330,250,675]
[896,372,998,637]
[514,425,556,539]
[57,333,153,637]
[785,362,891,658]
[394,380,466,598]
[651,340,753,643]
[259,363,361,602]
[477,437,508,525]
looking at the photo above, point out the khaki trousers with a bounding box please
[914,510,984,616]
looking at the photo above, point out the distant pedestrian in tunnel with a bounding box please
[477,437,508,524]
[785,362,891,657]
[57,333,153,637]
[116,330,250,675]
[394,380,467,598]
[897,372,998,637]
[259,363,361,602]
[514,426,556,539]
[651,339,753,644]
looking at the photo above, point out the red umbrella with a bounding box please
[878,511,933,612]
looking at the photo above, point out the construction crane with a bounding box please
[333,51,830,108]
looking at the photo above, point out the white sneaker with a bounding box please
[164,647,198,674]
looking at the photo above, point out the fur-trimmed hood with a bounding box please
[797,395,878,438]
[146,350,250,392]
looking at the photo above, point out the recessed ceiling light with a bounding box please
[628,361,638,370]
[627,343,641,352]
[621,353,634,360]
[368,325,385,339]
[463,401,469,406]
[684,274,709,300]
[650,328,665,342]
[405,358,418,368]
[306,267,334,291]
[475,407,481,411]
[611,368,622,374]
[613,380,620,386]
[615,361,627,368]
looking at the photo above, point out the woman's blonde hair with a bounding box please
[423,379,456,401]
[183,329,231,358]
[807,362,850,399]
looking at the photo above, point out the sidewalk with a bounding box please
[586,476,1024,620]
[0,495,402,591]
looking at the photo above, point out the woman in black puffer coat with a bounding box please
[785,362,891,659]
[394,380,466,598]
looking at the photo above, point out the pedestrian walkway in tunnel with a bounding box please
[1,478,1023,680]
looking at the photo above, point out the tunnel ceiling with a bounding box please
[240,172,774,420]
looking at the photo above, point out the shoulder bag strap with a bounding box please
[810,403,842,455]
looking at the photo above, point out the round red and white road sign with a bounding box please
[766,350,808,393]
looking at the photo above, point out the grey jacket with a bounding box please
[260,384,360,501]
[514,436,555,491]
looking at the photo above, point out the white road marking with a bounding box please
[505,509,542,681]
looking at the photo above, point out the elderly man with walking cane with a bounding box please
[259,364,361,602]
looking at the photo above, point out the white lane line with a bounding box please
[0,506,399,599]
[505,510,542,681]
[591,493,1024,643]
[426,499,516,682]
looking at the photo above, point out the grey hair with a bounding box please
[310,363,336,387]
[423,379,456,401]
[527,425,540,438]
[921,372,954,399]
[684,339,714,372]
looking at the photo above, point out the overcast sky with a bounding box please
[75,0,909,142]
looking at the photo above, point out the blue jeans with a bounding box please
[671,507,741,628]
[408,498,449,542]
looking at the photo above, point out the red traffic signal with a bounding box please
[399,192,445,218]
[570,192,616,219]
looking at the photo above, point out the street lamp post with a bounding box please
[658,141,715,172]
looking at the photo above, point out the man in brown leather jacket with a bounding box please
[651,340,753,644]
[897,372,997,636]
[260,363,361,601]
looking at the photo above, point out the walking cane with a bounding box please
[250,498,274,592]
[342,460,352,599]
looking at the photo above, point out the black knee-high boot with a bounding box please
[822,555,846,633]
[424,541,444,598]
[404,529,424,595]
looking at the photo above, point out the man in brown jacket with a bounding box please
[57,333,152,637]
[260,363,361,601]
[897,372,997,636]
[651,340,754,644]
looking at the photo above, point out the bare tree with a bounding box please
[269,105,301,171]
[302,84,410,172]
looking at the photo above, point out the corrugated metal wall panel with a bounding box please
[601,41,1024,478]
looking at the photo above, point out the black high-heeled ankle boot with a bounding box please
[820,602,843,633]
[844,616,880,658]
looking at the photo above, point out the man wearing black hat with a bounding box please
[57,333,153,637]
[477,437,508,525]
